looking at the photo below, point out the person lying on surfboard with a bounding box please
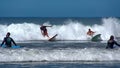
[40,25,52,38]
[106,35,120,49]
[1,32,17,47]
[87,29,95,37]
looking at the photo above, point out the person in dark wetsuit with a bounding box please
[40,25,52,38]
[106,35,120,49]
[1,32,17,47]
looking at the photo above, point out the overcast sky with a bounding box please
[0,0,120,17]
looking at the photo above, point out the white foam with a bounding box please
[0,48,120,62]
[0,18,120,41]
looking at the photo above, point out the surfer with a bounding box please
[40,25,52,38]
[106,35,120,49]
[87,29,95,37]
[1,32,17,47]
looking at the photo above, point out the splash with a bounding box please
[0,18,120,41]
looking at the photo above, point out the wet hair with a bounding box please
[6,32,10,36]
[109,35,114,40]
[89,29,91,31]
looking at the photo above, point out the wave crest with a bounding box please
[0,18,120,41]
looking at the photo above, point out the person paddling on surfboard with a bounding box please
[40,25,52,38]
[106,35,120,49]
[87,29,95,37]
[1,32,17,47]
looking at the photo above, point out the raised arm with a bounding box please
[46,25,52,27]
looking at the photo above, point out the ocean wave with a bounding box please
[0,18,120,41]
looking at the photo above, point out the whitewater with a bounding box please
[0,18,120,41]
[0,17,120,63]
[0,41,120,62]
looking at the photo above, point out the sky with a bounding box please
[0,0,120,17]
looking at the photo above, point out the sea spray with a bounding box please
[0,18,119,41]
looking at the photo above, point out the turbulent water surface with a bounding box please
[0,17,120,68]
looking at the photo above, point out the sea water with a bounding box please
[0,17,120,68]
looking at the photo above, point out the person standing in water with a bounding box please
[1,32,17,47]
[87,28,95,37]
[40,25,52,38]
[106,35,120,49]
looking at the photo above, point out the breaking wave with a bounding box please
[0,17,120,41]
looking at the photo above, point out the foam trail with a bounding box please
[0,18,120,41]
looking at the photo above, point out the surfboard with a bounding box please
[91,34,102,41]
[48,34,58,41]
[1,45,20,48]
